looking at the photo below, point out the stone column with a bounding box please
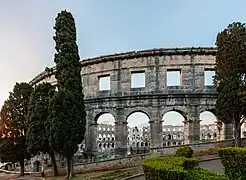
[223,123,234,140]
[149,120,162,148]
[115,121,128,156]
[183,120,192,144]
[192,120,201,143]
[84,122,98,158]
[186,106,200,143]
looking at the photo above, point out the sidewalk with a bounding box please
[0,173,43,180]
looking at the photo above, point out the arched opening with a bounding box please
[96,113,115,158]
[33,160,41,172]
[162,111,185,146]
[200,111,218,142]
[127,111,150,155]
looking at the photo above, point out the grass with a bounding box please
[44,166,143,180]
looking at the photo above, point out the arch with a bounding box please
[199,111,217,125]
[127,111,150,151]
[198,106,217,115]
[127,111,150,128]
[126,108,151,120]
[161,106,188,120]
[162,111,185,126]
[97,113,115,125]
[93,111,117,124]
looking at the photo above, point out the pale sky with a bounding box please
[1,0,245,125]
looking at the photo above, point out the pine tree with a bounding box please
[26,82,58,176]
[214,22,246,146]
[49,10,86,178]
[0,82,33,176]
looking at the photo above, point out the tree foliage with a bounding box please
[214,22,246,146]
[0,82,33,175]
[48,10,86,178]
[26,83,55,154]
[26,82,58,176]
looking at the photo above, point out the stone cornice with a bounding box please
[84,92,218,104]
[29,47,217,86]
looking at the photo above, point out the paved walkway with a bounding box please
[0,159,224,180]
[199,159,224,174]
[0,173,43,180]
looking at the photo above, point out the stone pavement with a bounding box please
[199,159,224,174]
[0,173,43,180]
[0,159,224,180]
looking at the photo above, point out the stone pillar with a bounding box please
[186,106,200,143]
[223,123,234,140]
[192,120,201,143]
[183,120,192,144]
[149,120,162,148]
[115,121,128,156]
[85,122,98,157]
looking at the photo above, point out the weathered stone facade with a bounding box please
[29,47,234,156]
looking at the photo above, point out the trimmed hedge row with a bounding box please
[218,147,246,179]
[142,156,227,180]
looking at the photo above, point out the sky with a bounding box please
[0,0,245,126]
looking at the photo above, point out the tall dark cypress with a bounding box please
[215,22,246,147]
[49,10,86,178]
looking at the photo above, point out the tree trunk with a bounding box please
[66,156,74,179]
[234,119,242,147]
[20,158,25,176]
[50,151,59,176]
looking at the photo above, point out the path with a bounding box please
[0,159,224,180]
[0,172,18,180]
[199,159,224,174]
[0,173,43,180]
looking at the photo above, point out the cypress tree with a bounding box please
[214,22,246,146]
[26,82,58,176]
[0,82,33,176]
[49,10,86,178]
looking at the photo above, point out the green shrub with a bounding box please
[188,167,228,180]
[142,156,226,180]
[176,146,194,158]
[218,147,246,179]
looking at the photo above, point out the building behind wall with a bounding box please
[162,125,184,146]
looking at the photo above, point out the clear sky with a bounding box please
[1,0,245,126]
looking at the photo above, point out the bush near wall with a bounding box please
[176,146,194,158]
[142,156,227,180]
[218,147,246,179]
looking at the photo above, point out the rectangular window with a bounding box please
[99,75,110,91]
[204,69,215,86]
[167,69,181,86]
[131,71,145,88]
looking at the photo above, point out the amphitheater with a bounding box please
[29,47,234,155]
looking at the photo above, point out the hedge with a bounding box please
[142,156,228,180]
[218,147,246,179]
[176,146,194,158]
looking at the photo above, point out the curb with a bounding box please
[198,156,220,162]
